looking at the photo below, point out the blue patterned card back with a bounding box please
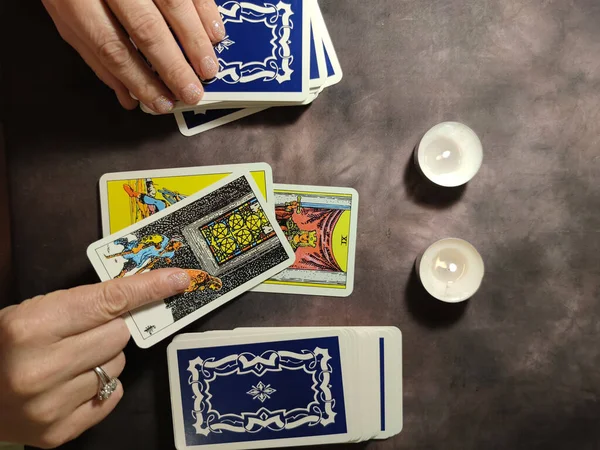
[205,0,306,94]
[180,20,321,134]
[176,336,347,446]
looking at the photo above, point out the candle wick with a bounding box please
[436,150,452,161]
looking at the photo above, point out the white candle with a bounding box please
[416,238,485,303]
[415,122,483,187]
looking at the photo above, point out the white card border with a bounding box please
[175,107,269,137]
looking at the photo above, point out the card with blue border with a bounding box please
[168,329,364,449]
[168,328,403,449]
[199,0,311,103]
[224,326,404,441]
[173,2,325,135]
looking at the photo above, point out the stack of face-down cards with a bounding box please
[88,163,358,348]
[139,0,343,136]
[167,327,403,449]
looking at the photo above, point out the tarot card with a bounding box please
[167,329,359,449]
[169,1,324,123]
[88,173,295,348]
[311,4,343,91]
[140,0,334,116]
[253,184,358,297]
[99,163,273,236]
[229,326,404,440]
[199,0,311,103]
[140,0,312,105]
[174,107,268,137]
[309,1,327,91]
[170,326,404,444]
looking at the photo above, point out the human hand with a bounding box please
[0,268,191,448]
[42,0,225,114]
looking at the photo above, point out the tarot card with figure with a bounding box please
[167,329,360,449]
[253,185,358,297]
[99,163,273,236]
[88,173,295,348]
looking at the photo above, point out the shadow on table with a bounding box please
[403,146,466,209]
[152,340,177,448]
[117,338,178,448]
[237,104,313,128]
[404,265,469,328]
[290,444,369,450]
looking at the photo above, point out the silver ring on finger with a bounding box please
[94,366,119,401]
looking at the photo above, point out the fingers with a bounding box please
[50,0,176,113]
[53,16,138,110]
[154,0,220,80]
[9,318,129,395]
[61,353,126,413]
[54,319,130,380]
[40,383,124,448]
[76,43,139,110]
[24,352,126,428]
[47,269,190,337]
[193,0,226,43]
[105,0,205,105]
[44,0,223,111]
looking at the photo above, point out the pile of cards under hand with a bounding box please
[168,327,403,449]
[140,0,342,137]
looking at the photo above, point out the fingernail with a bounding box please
[212,20,226,41]
[181,83,203,104]
[152,95,174,114]
[200,56,219,79]
[168,270,191,292]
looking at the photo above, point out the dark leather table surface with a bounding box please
[2,1,600,449]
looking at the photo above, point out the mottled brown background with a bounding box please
[2,0,600,449]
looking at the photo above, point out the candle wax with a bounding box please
[422,137,463,176]
[416,122,483,187]
[432,248,468,284]
[417,238,484,303]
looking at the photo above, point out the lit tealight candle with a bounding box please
[416,238,485,303]
[415,122,483,187]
